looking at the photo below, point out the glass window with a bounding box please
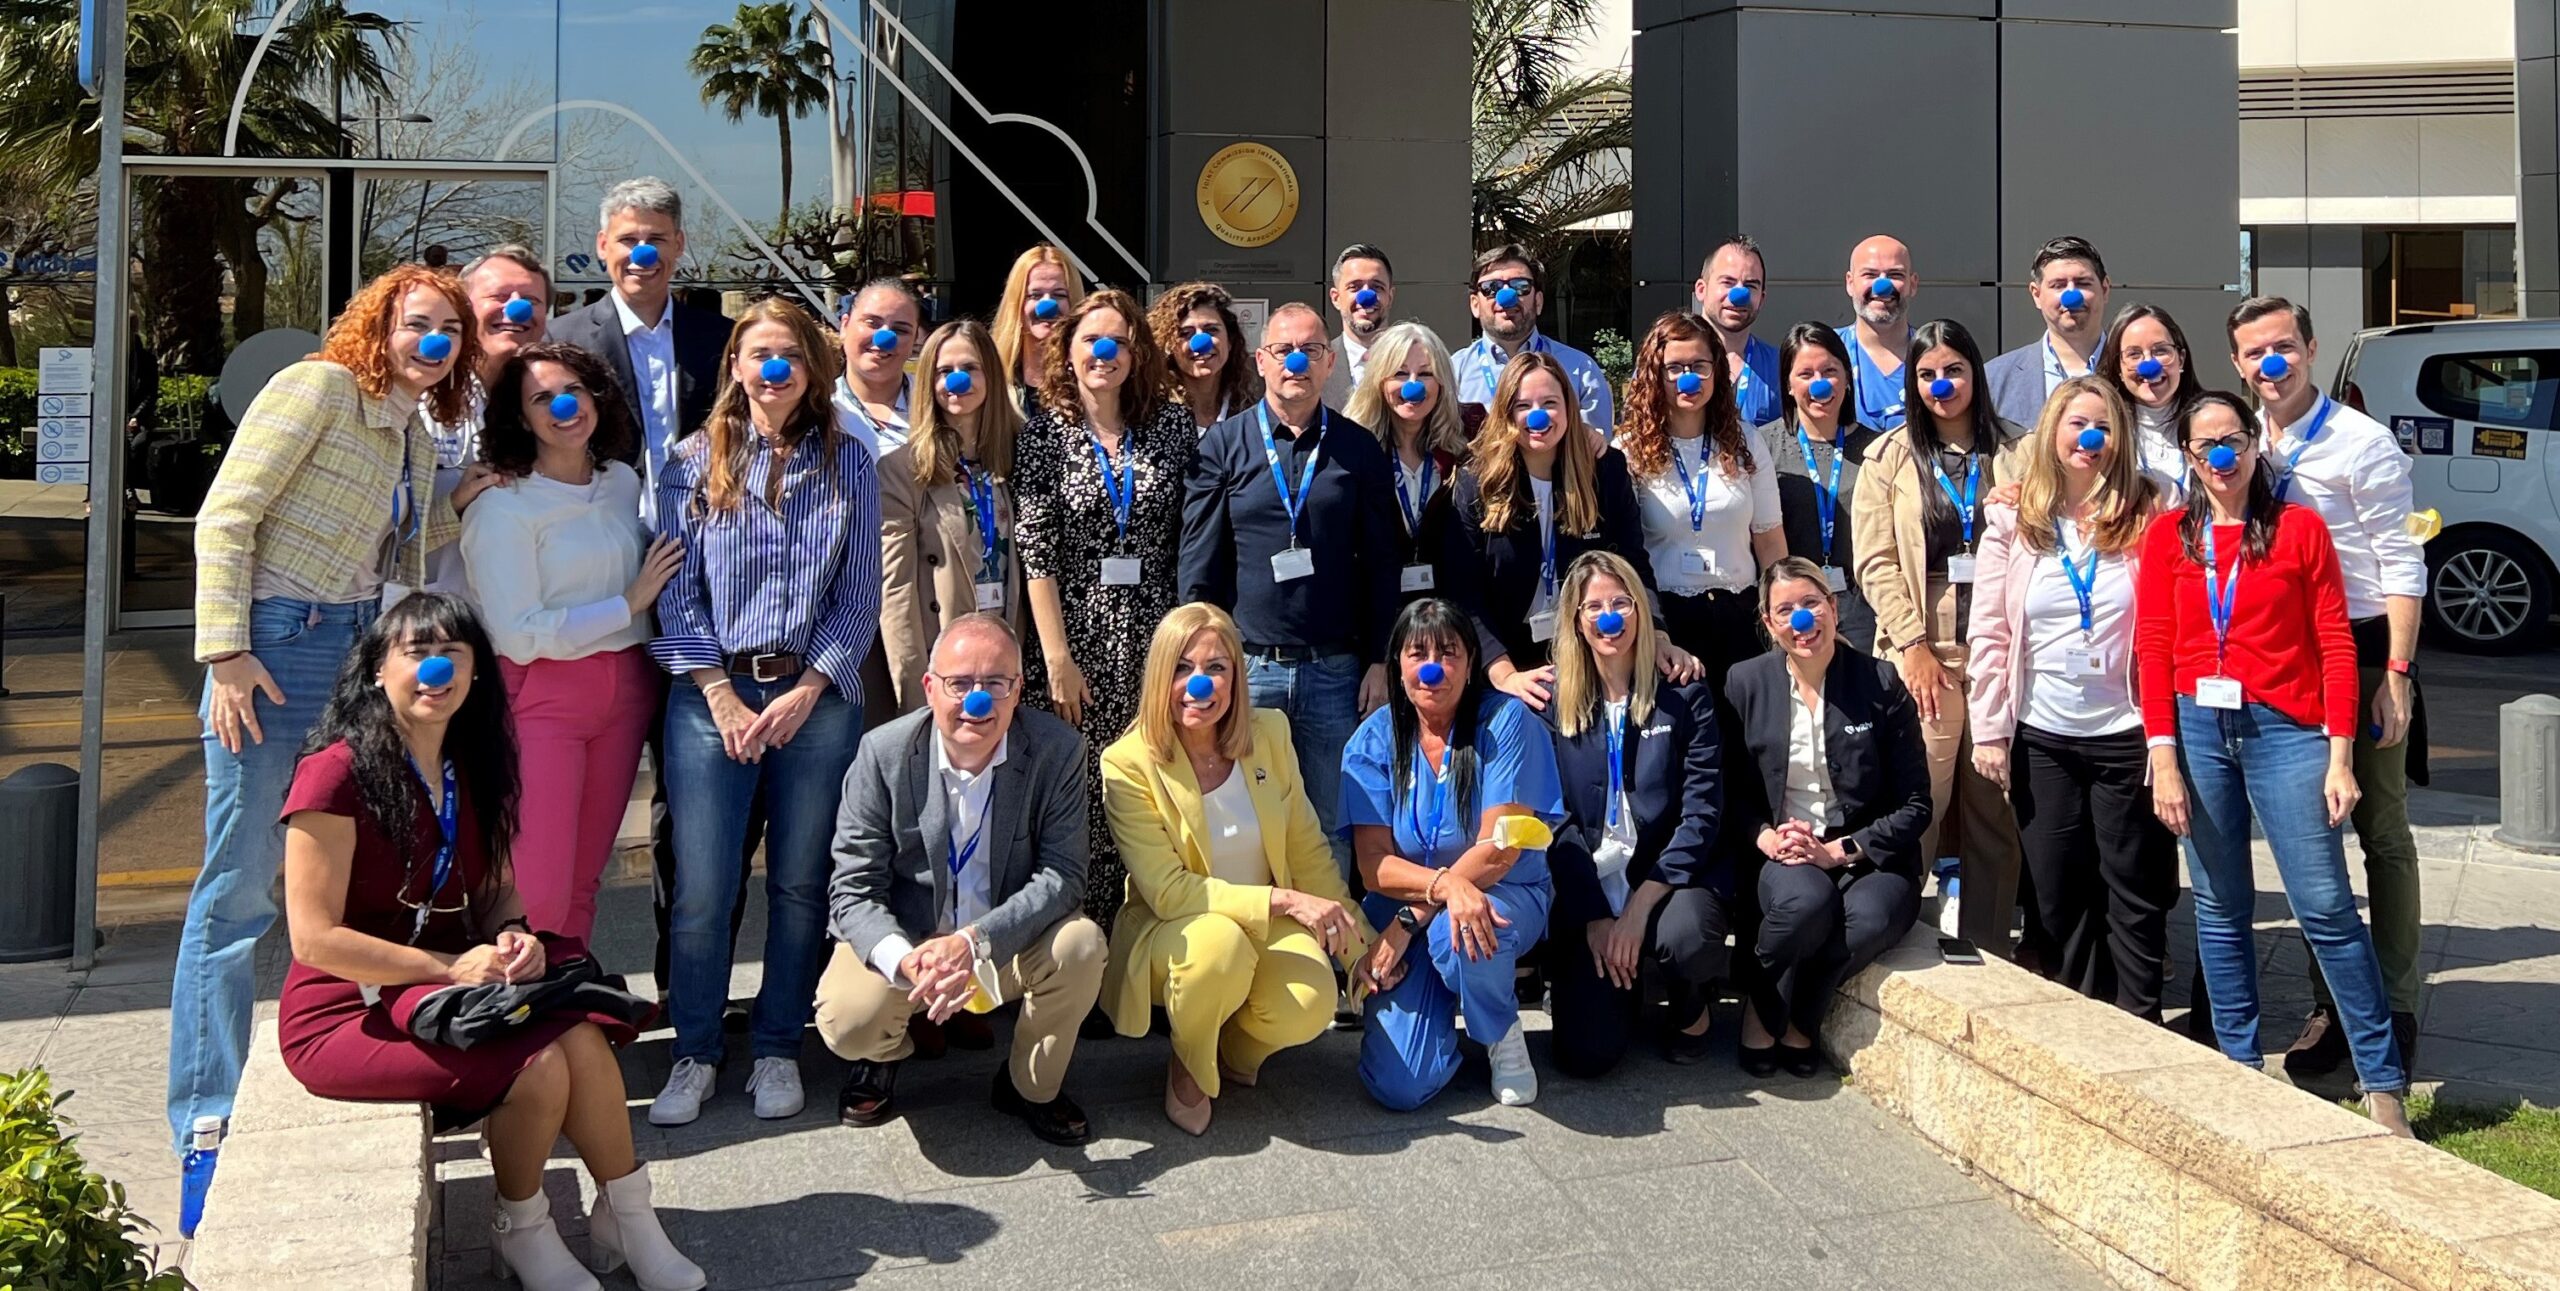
[2416,351,2560,431]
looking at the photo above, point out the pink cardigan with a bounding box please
[1965,500,2149,746]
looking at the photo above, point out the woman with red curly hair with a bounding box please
[167,262,477,1154]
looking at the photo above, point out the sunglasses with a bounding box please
[1474,277,1536,299]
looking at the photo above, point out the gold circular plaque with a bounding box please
[1196,142,1300,249]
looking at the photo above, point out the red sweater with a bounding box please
[2135,505,2359,740]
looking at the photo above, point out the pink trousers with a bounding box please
[500,647,661,942]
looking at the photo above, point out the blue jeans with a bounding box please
[1356,882,1550,1111]
[168,597,375,1150]
[2176,698,2406,1094]
[1247,650,1363,881]
[661,675,860,1064]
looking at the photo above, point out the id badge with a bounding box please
[1679,549,1716,577]
[1271,546,1315,582]
[2197,675,2244,710]
[1100,556,1142,586]
[1946,555,1978,584]
[974,581,1005,612]
[1528,610,1558,643]
[1823,564,1849,592]
[2061,646,2105,678]
[1400,563,1436,592]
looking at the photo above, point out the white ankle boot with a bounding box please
[490,1190,599,1291]
[587,1163,706,1291]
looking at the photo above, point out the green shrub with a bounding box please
[0,369,211,433]
[0,368,32,432]
[0,1069,190,1290]
[1590,328,1634,393]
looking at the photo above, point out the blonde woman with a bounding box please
[1344,321,1468,601]
[991,243,1086,417]
[878,320,1026,713]
[1541,551,1733,1074]
[1100,604,1370,1135]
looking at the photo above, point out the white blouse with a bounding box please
[459,462,652,664]
[1199,767,1271,887]
[1636,427,1783,595]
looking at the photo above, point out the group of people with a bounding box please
[158,174,2436,1288]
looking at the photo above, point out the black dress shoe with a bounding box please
[2282,1007,2349,1079]
[990,1065,1092,1145]
[1664,1025,1716,1066]
[943,1009,996,1051]
[838,1060,901,1127]
[1778,1040,1825,1078]
[1737,1042,1780,1078]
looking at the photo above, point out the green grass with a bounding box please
[2391,1095,2560,1199]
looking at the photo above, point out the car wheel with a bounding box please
[2426,529,2551,654]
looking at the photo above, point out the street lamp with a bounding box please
[337,109,434,158]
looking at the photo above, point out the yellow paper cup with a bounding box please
[1490,814,1553,851]
[2405,508,2442,543]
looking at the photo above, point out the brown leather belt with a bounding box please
[724,650,804,682]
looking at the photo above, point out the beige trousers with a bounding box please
[1916,577,2025,955]
[813,915,1108,1102]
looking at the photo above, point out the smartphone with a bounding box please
[1937,937,1983,966]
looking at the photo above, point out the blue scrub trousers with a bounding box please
[1356,881,1550,1111]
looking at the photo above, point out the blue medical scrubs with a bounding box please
[1338,693,1562,1111]
[1733,335,1782,428]
[1834,324,1906,430]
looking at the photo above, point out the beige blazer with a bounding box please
[1848,419,2029,655]
[877,443,1023,714]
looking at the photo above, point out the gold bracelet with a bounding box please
[1425,869,1449,906]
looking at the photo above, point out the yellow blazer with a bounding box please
[877,442,1024,714]
[1848,420,2029,655]
[1098,708,1373,1034]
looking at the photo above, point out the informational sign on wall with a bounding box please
[36,346,92,486]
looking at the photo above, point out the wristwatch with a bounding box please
[1394,906,1426,936]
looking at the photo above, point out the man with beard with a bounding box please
[420,244,550,594]
[1835,235,1917,431]
[1693,234,1780,426]
[1323,244,1396,406]
[1452,243,1615,435]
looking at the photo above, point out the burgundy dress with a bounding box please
[275,741,637,1127]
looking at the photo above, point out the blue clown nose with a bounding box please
[871,328,898,351]
[961,689,994,718]
[1494,287,1521,310]
[1416,660,1446,687]
[1185,674,1216,700]
[417,332,453,362]
[1284,350,1310,376]
[628,242,660,269]
[1676,371,1704,396]
[2208,444,2239,471]
[416,656,455,687]
[760,357,792,384]
[1929,377,1955,400]
[2136,357,2166,381]
[548,392,581,421]
[1807,377,1836,401]
[2059,287,2087,311]
[942,369,973,395]
[1033,297,1061,320]
[2078,427,2107,452]
[1524,408,1553,431]
[1399,379,1427,402]
[1594,610,1625,637]
[2258,352,2291,380]
[504,296,535,325]
[1091,337,1120,361]
[1789,608,1816,633]
[1354,288,1380,309]
[1188,331,1215,355]
[1869,278,1898,299]
[1726,286,1752,308]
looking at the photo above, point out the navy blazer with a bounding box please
[1544,679,1726,926]
[1718,646,1931,880]
[1433,449,1658,670]
[547,292,733,462]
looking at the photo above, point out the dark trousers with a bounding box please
[2012,724,2178,1019]
[1659,587,1763,688]
[1741,861,1918,1040]
[1546,886,1737,1078]
[647,722,765,1000]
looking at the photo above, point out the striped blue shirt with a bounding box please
[648,427,882,703]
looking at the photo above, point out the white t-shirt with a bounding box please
[2020,519,2142,738]
[1200,768,1271,887]
[1528,474,1558,619]
[1637,427,1782,595]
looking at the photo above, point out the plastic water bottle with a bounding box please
[179,1116,222,1237]
[1933,857,1963,939]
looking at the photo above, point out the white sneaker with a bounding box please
[648,1058,716,1127]
[745,1056,804,1120]
[1488,1020,1538,1106]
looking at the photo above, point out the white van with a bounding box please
[2334,319,2558,653]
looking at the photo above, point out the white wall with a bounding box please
[2242,114,2520,225]
[2241,0,2514,71]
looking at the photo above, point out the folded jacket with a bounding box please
[391,936,657,1050]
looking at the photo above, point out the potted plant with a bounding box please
[0,1069,191,1289]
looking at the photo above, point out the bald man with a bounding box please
[1836,236,1916,430]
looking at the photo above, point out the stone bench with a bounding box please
[1824,927,2560,1290]
[185,1019,432,1290]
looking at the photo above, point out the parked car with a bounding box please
[2335,319,2558,653]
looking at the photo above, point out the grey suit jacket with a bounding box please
[826,706,1090,965]
[546,294,731,465]
[1983,342,2050,431]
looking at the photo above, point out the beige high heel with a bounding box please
[1164,1066,1213,1137]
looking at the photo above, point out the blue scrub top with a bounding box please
[1733,334,1782,428]
[1834,324,1907,431]
[1339,692,1564,892]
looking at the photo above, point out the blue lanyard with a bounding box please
[1086,430,1134,548]
[1667,437,1712,533]
[1602,706,1626,830]
[1393,452,1434,535]
[960,459,1000,569]
[1408,746,1450,868]
[1258,404,1325,547]
[1796,423,1843,562]
[1849,336,1904,426]
[2055,529,2100,635]
[2204,519,2245,669]
[407,757,457,940]
[1537,487,1559,600]
[2272,395,2336,506]
[950,814,986,880]
[1931,450,1983,547]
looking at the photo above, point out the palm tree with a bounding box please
[689,3,831,241]
[0,0,397,371]
[1471,0,1631,266]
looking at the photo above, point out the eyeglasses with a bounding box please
[1474,277,1536,298]
[1661,361,1713,380]
[1263,341,1331,359]
[932,674,1019,699]
[1578,595,1637,619]
[2184,434,2252,461]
